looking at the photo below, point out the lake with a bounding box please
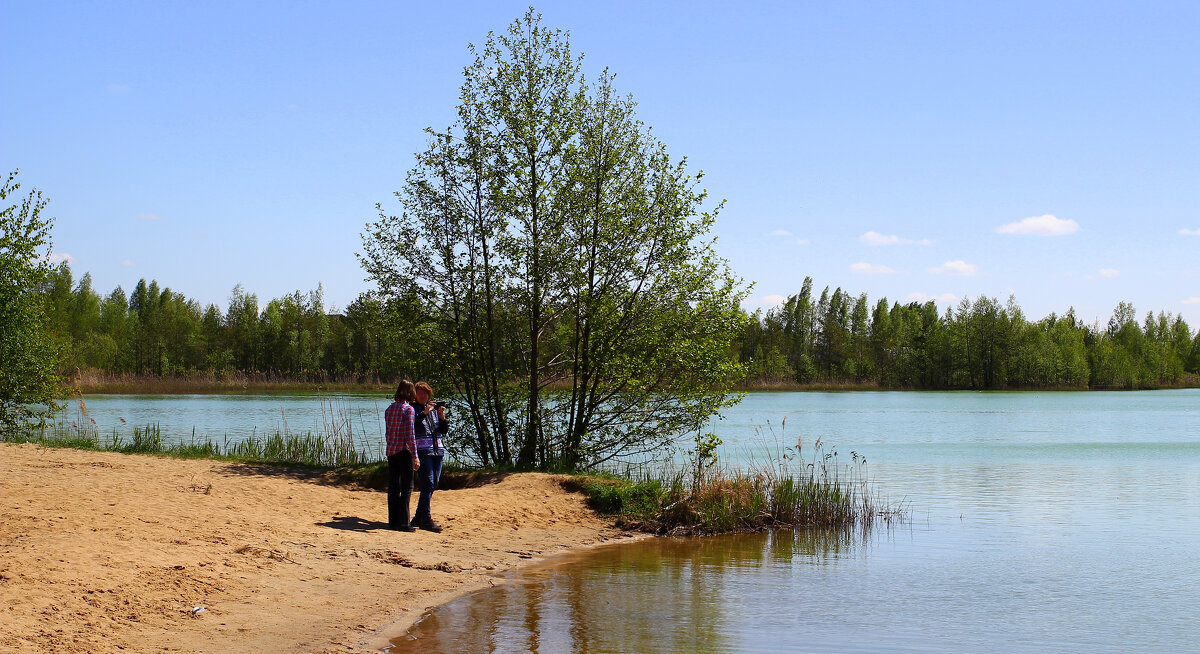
[387,390,1200,653]
[61,391,394,457]
[63,390,1200,652]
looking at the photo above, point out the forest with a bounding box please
[38,263,1200,392]
[740,277,1200,390]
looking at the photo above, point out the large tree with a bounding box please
[0,170,64,431]
[361,10,748,470]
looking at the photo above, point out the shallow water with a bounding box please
[59,392,391,455]
[388,390,1200,653]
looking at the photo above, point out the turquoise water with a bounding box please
[60,392,392,456]
[388,390,1200,653]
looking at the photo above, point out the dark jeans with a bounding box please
[414,451,444,525]
[387,451,415,529]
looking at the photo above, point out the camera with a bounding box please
[434,401,449,408]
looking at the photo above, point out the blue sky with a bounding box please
[5,1,1199,326]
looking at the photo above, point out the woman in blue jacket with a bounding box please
[412,381,448,532]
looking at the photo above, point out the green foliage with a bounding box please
[6,421,366,468]
[0,170,65,431]
[25,258,1199,402]
[690,432,722,471]
[118,424,164,454]
[574,436,900,535]
[35,257,433,385]
[738,277,1199,390]
[361,9,749,471]
[579,476,673,520]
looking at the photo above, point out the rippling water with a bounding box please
[387,390,1200,653]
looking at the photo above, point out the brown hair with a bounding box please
[394,379,416,403]
[415,381,433,397]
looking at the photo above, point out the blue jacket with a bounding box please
[413,402,448,455]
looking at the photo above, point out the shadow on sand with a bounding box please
[316,515,392,532]
[214,461,512,492]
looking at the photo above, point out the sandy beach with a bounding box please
[0,443,637,653]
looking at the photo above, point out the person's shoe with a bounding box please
[392,524,415,532]
[414,520,443,533]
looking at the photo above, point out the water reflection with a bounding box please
[388,529,865,654]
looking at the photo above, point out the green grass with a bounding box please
[3,391,379,467]
[572,438,904,535]
[4,421,371,468]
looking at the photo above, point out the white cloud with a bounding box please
[795,238,809,246]
[1180,228,1200,236]
[905,292,958,304]
[770,229,793,236]
[995,214,1079,236]
[860,231,932,246]
[742,294,787,310]
[108,83,130,94]
[138,212,165,221]
[928,260,977,276]
[1098,268,1119,278]
[47,252,75,265]
[121,260,137,267]
[850,262,897,275]
[1182,297,1200,305]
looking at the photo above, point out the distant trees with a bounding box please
[739,276,1199,390]
[40,262,1197,396]
[362,10,747,469]
[37,262,425,383]
[0,171,65,430]
[39,263,1197,396]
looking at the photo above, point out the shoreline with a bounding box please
[65,382,1200,396]
[64,372,1200,395]
[365,534,649,651]
[0,443,641,653]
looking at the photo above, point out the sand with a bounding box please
[0,443,638,653]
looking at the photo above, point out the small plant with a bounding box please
[121,425,163,453]
[687,431,722,488]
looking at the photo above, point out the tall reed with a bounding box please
[38,391,374,466]
[5,399,371,468]
[577,421,904,535]
[69,369,391,394]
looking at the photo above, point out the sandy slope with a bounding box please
[0,443,636,653]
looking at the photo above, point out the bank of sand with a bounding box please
[0,443,639,653]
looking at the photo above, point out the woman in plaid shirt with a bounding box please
[385,380,420,531]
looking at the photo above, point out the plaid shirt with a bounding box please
[384,400,416,457]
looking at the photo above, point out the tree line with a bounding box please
[740,277,1200,390]
[39,261,1200,393]
[38,262,432,383]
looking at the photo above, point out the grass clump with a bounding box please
[5,421,371,468]
[116,425,163,454]
[575,428,903,536]
[1,392,376,467]
[578,475,674,519]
